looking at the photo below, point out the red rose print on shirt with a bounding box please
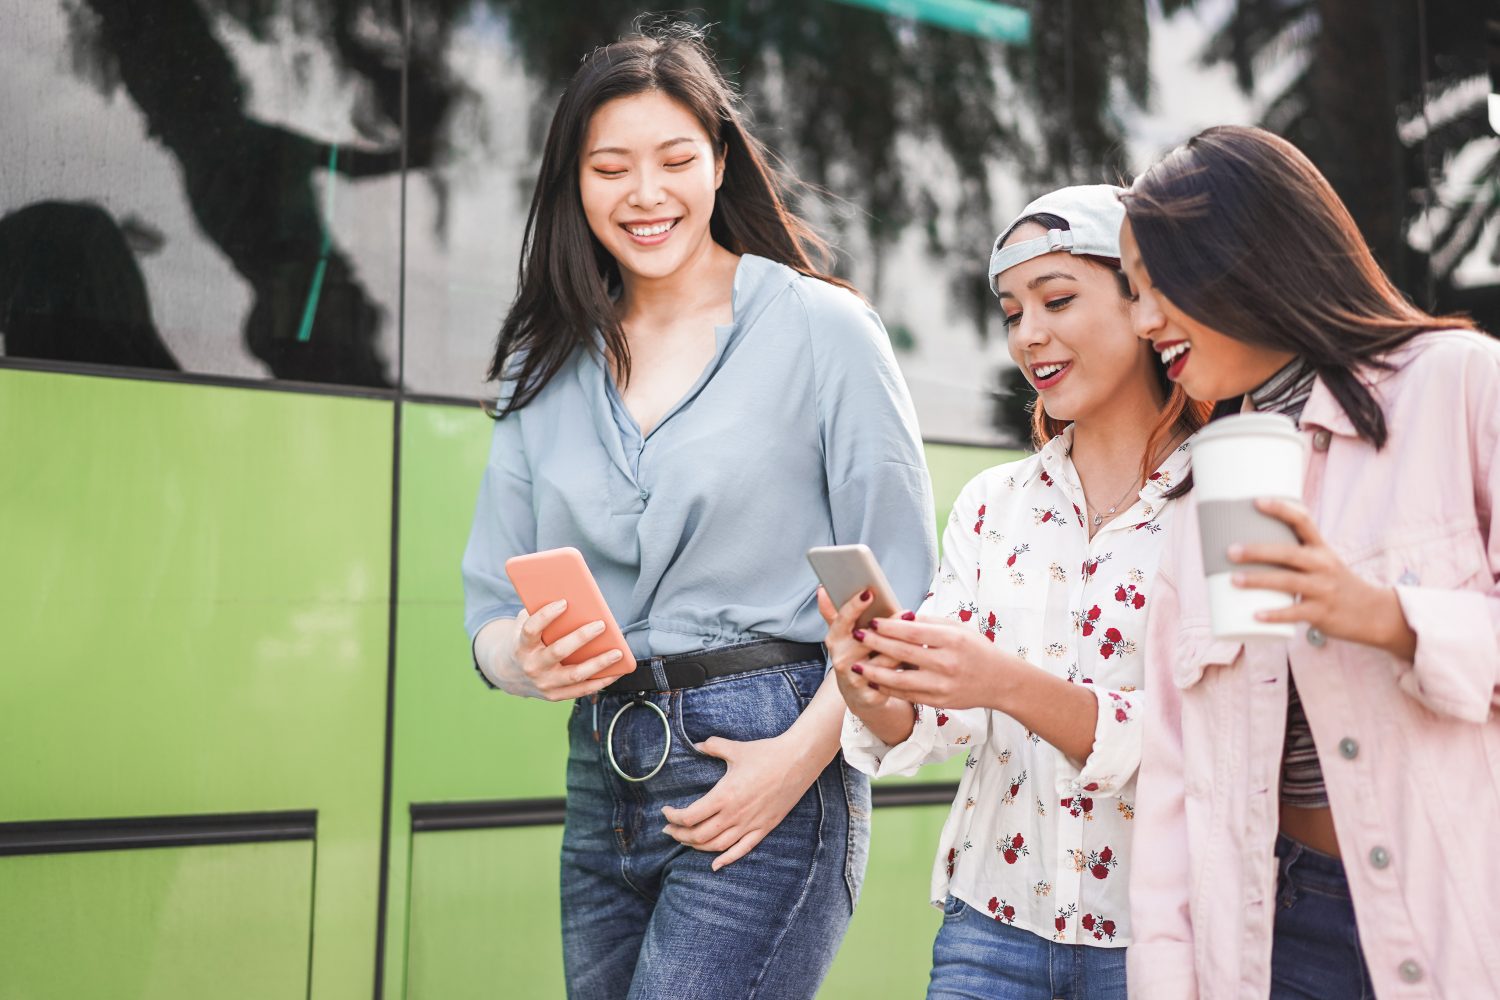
[1006,543,1030,567]
[1001,770,1029,805]
[1061,795,1095,819]
[1073,604,1103,637]
[1033,506,1065,526]
[981,611,999,642]
[1108,691,1134,723]
[1066,662,1095,685]
[946,848,958,878]
[1039,469,1054,487]
[1087,846,1118,880]
[998,833,1030,864]
[1114,583,1147,610]
[1055,903,1077,936]
[936,710,950,727]
[955,601,977,623]
[1081,912,1118,941]
[1081,553,1113,580]
[973,504,987,535]
[988,897,1017,923]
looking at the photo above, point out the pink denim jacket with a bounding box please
[1128,330,1500,999]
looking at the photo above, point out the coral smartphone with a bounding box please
[806,544,903,628]
[504,547,637,679]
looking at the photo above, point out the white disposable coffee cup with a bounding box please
[1189,413,1308,640]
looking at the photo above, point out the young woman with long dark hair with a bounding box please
[1122,125,1500,999]
[460,25,935,1000]
[826,185,1210,999]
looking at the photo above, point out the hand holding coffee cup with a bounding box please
[1189,413,1308,640]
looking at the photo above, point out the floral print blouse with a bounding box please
[842,426,1190,948]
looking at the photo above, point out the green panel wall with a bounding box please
[0,369,393,1000]
[0,841,314,1000]
[820,805,949,997]
[382,403,575,996]
[404,826,565,1000]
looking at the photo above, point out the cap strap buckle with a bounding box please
[988,228,1076,294]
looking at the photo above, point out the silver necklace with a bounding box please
[1084,476,1142,527]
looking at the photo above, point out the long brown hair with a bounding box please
[999,212,1211,482]
[487,23,848,416]
[1121,125,1473,450]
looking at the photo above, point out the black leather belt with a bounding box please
[604,639,825,694]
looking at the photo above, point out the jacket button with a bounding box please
[639,489,650,502]
[1399,959,1423,983]
[1312,429,1332,451]
[1338,737,1358,759]
[1369,846,1390,869]
[1306,627,1327,647]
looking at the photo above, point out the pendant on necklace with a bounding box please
[1092,513,1103,526]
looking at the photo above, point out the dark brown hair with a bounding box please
[998,212,1212,483]
[487,24,847,416]
[1121,125,1473,451]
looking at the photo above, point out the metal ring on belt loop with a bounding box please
[605,698,671,782]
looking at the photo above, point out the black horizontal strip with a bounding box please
[0,809,317,857]
[870,781,959,809]
[410,781,959,835]
[399,390,490,409]
[411,797,566,832]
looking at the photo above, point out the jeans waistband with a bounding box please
[1276,832,1350,897]
[603,638,825,694]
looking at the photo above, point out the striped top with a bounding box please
[1247,360,1328,809]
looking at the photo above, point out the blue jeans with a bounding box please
[1270,833,1376,1000]
[559,654,870,1000]
[927,897,1126,1000]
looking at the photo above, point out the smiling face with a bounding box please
[1120,217,1295,401]
[998,222,1159,425]
[578,90,725,286]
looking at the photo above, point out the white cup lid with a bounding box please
[1190,412,1303,448]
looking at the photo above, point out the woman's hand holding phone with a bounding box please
[479,601,625,701]
[817,586,919,747]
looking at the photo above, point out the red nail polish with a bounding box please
[869,683,880,691]
[901,611,916,621]
[860,590,872,601]
[868,619,879,631]
[851,664,864,674]
[852,628,865,641]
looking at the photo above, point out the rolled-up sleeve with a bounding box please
[1055,685,1146,797]
[843,702,987,777]
[1390,351,1500,723]
[806,285,937,610]
[461,409,534,686]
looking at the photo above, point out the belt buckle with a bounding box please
[605,696,671,782]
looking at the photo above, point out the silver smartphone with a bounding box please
[807,543,903,628]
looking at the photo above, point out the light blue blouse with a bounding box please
[462,254,937,662]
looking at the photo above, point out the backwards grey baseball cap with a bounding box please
[987,184,1127,296]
